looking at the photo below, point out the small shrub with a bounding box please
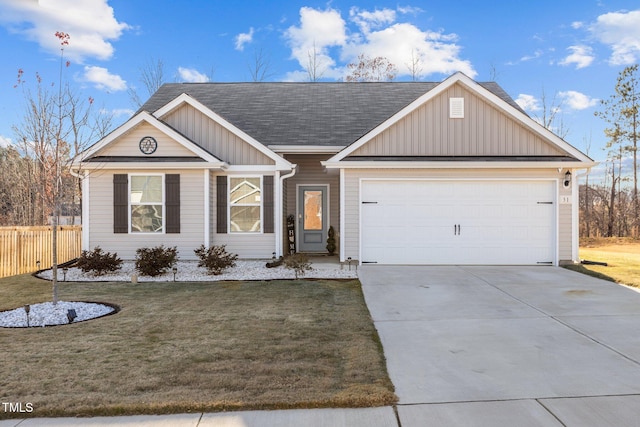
[284,253,313,279]
[194,244,238,275]
[76,246,123,276]
[135,245,178,277]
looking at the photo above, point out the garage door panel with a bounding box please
[361,180,556,265]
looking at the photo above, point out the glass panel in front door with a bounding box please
[304,190,323,230]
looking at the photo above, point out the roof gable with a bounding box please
[77,111,225,166]
[328,73,594,165]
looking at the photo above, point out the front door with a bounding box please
[297,185,328,252]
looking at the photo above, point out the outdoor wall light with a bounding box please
[172,266,178,282]
[564,170,572,188]
[67,309,77,324]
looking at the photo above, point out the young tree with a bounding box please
[345,54,398,82]
[248,48,275,82]
[12,32,104,304]
[128,57,166,107]
[405,48,423,81]
[305,42,327,82]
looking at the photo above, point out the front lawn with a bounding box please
[0,274,396,419]
[564,238,640,288]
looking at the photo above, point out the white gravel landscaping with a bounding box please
[0,301,116,328]
[37,260,359,282]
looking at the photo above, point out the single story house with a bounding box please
[73,72,595,265]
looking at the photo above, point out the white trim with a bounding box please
[339,168,345,262]
[328,72,594,166]
[323,160,594,169]
[571,168,579,262]
[268,145,346,154]
[81,162,225,171]
[274,170,281,257]
[358,177,558,266]
[81,172,90,251]
[204,170,210,247]
[153,93,292,170]
[74,111,226,166]
[296,183,330,253]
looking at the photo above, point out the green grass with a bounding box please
[0,274,396,419]
[563,238,640,288]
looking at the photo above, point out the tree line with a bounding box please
[580,65,640,238]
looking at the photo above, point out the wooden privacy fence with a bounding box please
[0,226,82,278]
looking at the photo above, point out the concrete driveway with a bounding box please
[359,266,640,427]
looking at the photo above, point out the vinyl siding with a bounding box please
[343,168,574,264]
[87,169,205,260]
[98,123,197,157]
[350,83,567,157]
[283,154,340,254]
[209,171,276,258]
[165,104,274,165]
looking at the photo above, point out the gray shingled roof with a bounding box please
[139,81,525,147]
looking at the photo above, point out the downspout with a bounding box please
[277,165,297,257]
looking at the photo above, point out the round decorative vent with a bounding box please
[139,136,158,155]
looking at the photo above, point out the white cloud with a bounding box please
[0,0,130,62]
[515,94,541,112]
[82,65,126,91]
[0,135,12,148]
[559,45,595,69]
[235,27,254,51]
[559,90,598,110]
[177,67,209,83]
[589,9,640,65]
[349,7,396,33]
[571,21,584,29]
[284,6,476,81]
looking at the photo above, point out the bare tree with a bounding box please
[345,54,398,82]
[128,57,166,107]
[535,88,569,139]
[405,49,423,81]
[305,42,327,82]
[248,48,275,82]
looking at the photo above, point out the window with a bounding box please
[229,177,261,232]
[130,175,164,233]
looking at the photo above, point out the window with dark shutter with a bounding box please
[216,175,227,233]
[113,174,128,233]
[166,174,180,233]
[263,175,274,233]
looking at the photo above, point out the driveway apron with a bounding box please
[359,265,640,426]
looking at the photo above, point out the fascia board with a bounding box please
[321,160,598,170]
[153,93,292,170]
[268,145,346,154]
[81,161,227,170]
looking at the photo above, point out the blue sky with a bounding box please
[0,0,639,173]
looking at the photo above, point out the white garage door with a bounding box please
[360,180,556,265]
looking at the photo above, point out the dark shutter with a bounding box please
[216,175,227,233]
[263,175,274,233]
[166,174,180,233]
[113,174,128,233]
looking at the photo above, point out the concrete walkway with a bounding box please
[5,266,640,426]
[360,265,640,426]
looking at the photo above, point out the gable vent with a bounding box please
[450,97,464,118]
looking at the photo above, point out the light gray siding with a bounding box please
[350,83,568,157]
[343,168,574,264]
[165,105,274,165]
[87,169,205,260]
[208,171,276,259]
[283,154,340,254]
[98,123,196,157]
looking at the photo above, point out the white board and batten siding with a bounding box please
[87,169,205,260]
[342,169,574,265]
